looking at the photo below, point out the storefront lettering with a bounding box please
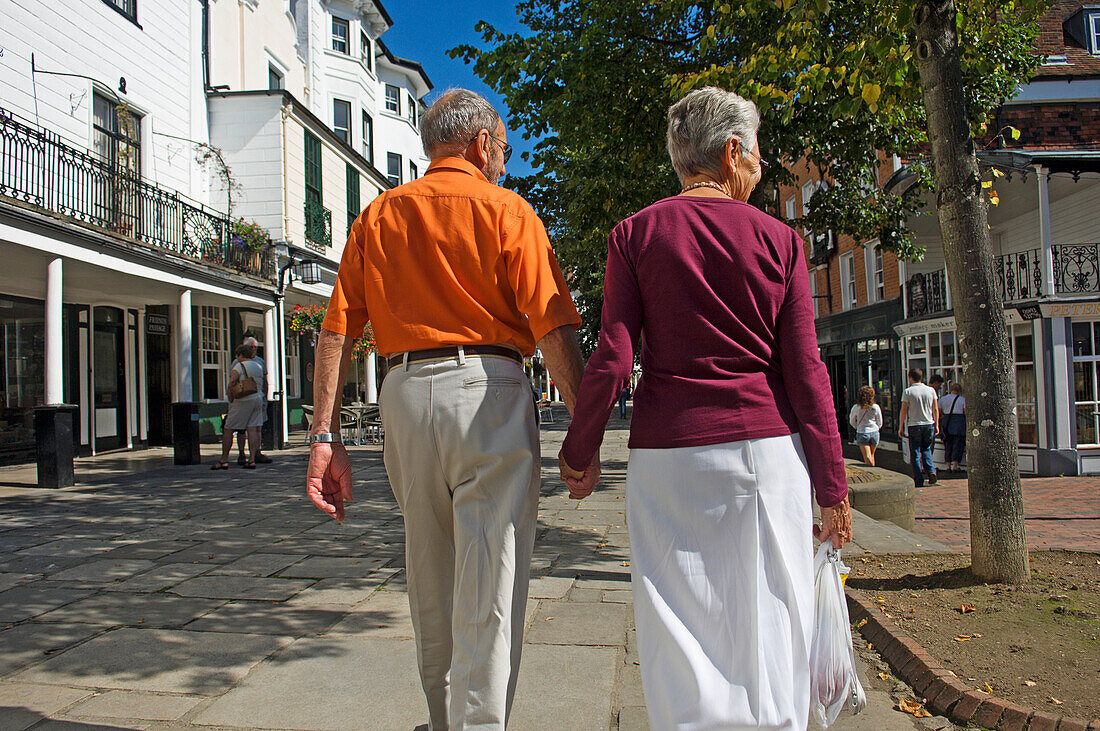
[1046,303,1100,319]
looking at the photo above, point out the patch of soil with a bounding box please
[848,550,1100,723]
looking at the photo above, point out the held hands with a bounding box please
[558,448,601,500]
[306,442,353,522]
[814,497,853,550]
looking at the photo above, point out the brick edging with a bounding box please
[845,589,1099,731]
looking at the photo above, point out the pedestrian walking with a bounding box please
[899,367,940,486]
[617,383,631,419]
[212,344,266,470]
[939,382,966,471]
[306,89,589,730]
[559,87,851,731]
[849,385,883,467]
[235,336,272,464]
[929,373,945,396]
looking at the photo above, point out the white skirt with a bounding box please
[627,434,814,731]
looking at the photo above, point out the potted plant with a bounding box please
[289,304,375,356]
[229,219,272,272]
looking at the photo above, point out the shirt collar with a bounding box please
[426,156,489,183]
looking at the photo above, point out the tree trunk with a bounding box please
[913,0,1029,583]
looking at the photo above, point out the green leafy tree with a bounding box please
[458,0,1047,582]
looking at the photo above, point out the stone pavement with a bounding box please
[0,410,939,730]
[912,474,1100,552]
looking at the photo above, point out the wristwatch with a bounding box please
[307,432,342,445]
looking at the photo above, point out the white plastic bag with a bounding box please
[809,542,867,727]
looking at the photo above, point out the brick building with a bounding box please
[782,0,1100,475]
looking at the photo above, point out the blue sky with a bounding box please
[380,0,538,180]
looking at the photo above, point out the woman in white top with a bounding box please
[849,385,884,466]
[938,382,966,471]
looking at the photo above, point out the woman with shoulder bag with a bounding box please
[849,386,883,467]
[212,344,266,469]
[938,382,966,472]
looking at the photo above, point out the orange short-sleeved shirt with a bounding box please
[322,156,581,357]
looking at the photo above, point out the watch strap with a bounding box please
[308,432,342,445]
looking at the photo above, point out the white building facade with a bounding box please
[0,0,435,464]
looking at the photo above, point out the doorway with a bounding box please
[145,305,172,445]
[93,307,127,451]
[824,351,848,441]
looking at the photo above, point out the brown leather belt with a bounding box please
[387,345,523,369]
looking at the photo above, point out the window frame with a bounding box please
[346,163,360,236]
[333,98,352,146]
[360,30,372,71]
[268,65,284,91]
[304,130,322,204]
[101,0,138,25]
[784,194,796,224]
[385,85,400,114]
[331,16,350,54]
[387,152,402,187]
[407,93,417,126]
[809,267,820,318]
[200,306,229,401]
[362,110,374,165]
[409,160,418,181]
[285,322,300,399]
[840,251,856,310]
[1090,13,1100,55]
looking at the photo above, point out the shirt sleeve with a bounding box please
[776,230,848,508]
[322,221,370,337]
[561,224,641,471]
[501,201,581,343]
[849,405,859,429]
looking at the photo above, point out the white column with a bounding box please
[138,310,148,441]
[277,298,290,446]
[178,290,193,402]
[45,258,64,404]
[1037,165,1055,297]
[365,351,378,403]
[264,307,278,400]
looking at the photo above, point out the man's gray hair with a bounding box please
[420,89,502,158]
[667,87,760,184]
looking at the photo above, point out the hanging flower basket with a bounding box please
[289,304,376,356]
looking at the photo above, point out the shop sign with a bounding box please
[1043,302,1100,319]
[146,312,169,335]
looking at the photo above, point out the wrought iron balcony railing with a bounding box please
[304,198,332,252]
[1052,244,1100,295]
[995,249,1043,302]
[906,269,949,317]
[0,107,271,280]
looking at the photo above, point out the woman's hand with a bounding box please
[559,448,600,500]
[815,497,853,549]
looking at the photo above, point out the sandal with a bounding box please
[242,461,256,469]
[211,461,229,470]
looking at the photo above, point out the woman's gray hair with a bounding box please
[420,89,502,158]
[667,87,761,184]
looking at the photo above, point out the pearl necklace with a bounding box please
[680,180,730,197]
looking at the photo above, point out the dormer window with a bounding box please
[1064,8,1100,55]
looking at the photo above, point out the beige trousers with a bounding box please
[380,353,540,730]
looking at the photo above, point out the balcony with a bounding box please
[0,107,271,280]
[994,245,1100,302]
[905,269,949,317]
[304,198,332,252]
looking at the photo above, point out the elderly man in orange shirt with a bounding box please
[306,89,597,730]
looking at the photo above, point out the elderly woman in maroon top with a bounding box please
[559,87,853,730]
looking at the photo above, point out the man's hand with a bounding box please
[307,443,353,522]
[898,427,906,439]
[815,497,853,549]
[559,449,600,500]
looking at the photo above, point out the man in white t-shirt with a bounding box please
[898,367,940,487]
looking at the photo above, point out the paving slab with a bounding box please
[283,574,392,607]
[62,690,202,722]
[184,601,347,637]
[0,584,94,623]
[105,563,215,593]
[617,706,651,731]
[169,575,313,601]
[12,628,287,696]
[192,637,425,730]
[276,555,391,579]
[508,644,618,730]
[527,576,573,599]
[324,589,415,639]
[526,601,629,647]
[44,560,156,586]
[16,539,120,558]
[36,592,223,628]
[206,553,305,577]
[0,622,105,678]
[0,572,34,593]
[97,540,197,561]
[0,681,95,731]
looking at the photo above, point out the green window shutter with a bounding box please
[304,130,322,203]
[346,163,360,234]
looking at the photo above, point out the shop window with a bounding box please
[0,296,45,457]
[200,306,228,400]
[1073,321,1100,446]
[1013,324,1037,446]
